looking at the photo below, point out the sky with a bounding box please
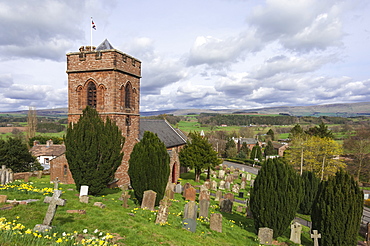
[0,0,369,112]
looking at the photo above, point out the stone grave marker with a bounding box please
[199,199,210,218]
[80,185,89,196]
[66,210,86,214]
[230,166,235,173]
[210,213,222,233]
[224,192,234,201]
[203,181,210,190]
[232,184,240,193]
[93,202,106,208]
[155,197,172,224]
[79,195,89,204]
[226,175,233,183]
[199,190,210,201]
[220,199,233,213]
[183,183,192,195]
[184,187,196,201]
[165,188,174,199]
[218,170,225,179]
[246,206,253,218]
[290,222,302,244]
[0,195,7,203]
[236,206,244,213]
[241,173,246,178]
[242,167,245,172]
[258,227,273,245]
[37,170,43,179]
[210,180,217,190]
[175,183,183,193]
[141,190,157,211]
[246,173,252,181]
[215,190,223,201]
[184,201,198,220]
[240,181,246,190]
[24,173,30,182]
[182,218,196,233]
[241,177,247,182]
[311,230,321,246]
[167,183,175,192]
[34,189,66,232]
[121,191,131,208]
[219,180,225,190]
[225,181,231,190]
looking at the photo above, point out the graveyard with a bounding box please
[0,166,320,246]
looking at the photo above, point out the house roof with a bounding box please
[30,144,66,157]
[239,138,259,145]
[139,119,187,148]
[272,142,285,149]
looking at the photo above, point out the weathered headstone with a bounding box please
[184,187,196,201]
[80,185,89,197]
[219,180,225,190]
[311,230,321,246]
[141,190,157,211]
[34,189,66,232]
[183,183,192,196]
[258,227,273,245]
[224,192,234,202]
[246,173,252,181]
[210,213,222,233]
[241,173,246,178]
[230,166,235,173]
[167,183,175,192]
[155,197,172,224]
[240,181,246,190]
[199,190,210,201]
[210,180,217,190]
[175,183,183,193]
[66,210,86,214]
[203,181,210,190]
[93,202,106,208]
[184,201,198,220]
[79,195,89,204]
[215,190,223,201]
[225,181,231,190]
[121,192,131,208]
[182,218,196,233]
[37,170,43,179]
[290,222,302,244]
[165,188,174,199]
[232,184,240,193]
[0,195,7,203]
[218,170,225,179]
[199,199,210,218]
[24,173,30,183]
[220,199,233,213]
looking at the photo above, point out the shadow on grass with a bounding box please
[56,215,75,224]
[219,210,257,241]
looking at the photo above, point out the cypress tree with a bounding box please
[311,169,363,246]
[250,158,302,238]
[264,140,275,156]
[65,106,124,195]
[250,143,262,161]
[299,171,320,215]
[128,131,170,206]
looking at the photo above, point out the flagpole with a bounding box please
[90,17,93,48]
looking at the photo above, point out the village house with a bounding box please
[29,140,65,170]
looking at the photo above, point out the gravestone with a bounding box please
[219,180,225,190]
[199,190,210,201]
[218,170,225,179]
[240,181,246,190]
[184,187,196,201]
[199,199,210,218]
[210,180,217,190]
[210,213,222,233]
[246,206,253,218]
[93,202,106,208]
[290,222,302,244]
[203,181,210,190]
[79,195,89,204]
[311,230,321,246]
[155,197,172,224]
[215,190,223,201]
[225,181,231,190]
[175,183,183,193]
[37,170,43,179]
[184,201,198,220]
[165,188,174,199]
[0,195,7,203]
[246,173,252,181]
[226,175,233,183]
[241,177,247,182]
[80,185,89,196]
[182,218,196,233]
[183,183,192,195]
[0,166,14,185]
[167,183,175,192]
[121,191,131,208]
[232,184,240,193]
[34,189,66,232]
[250,179,255,187]
[258,227,273,245]
[236,206,244,213]
[141,190,157,211]
[66,210,86,214]
[241,173,246,178]
[220,199,233,213]
[224,192,234,202]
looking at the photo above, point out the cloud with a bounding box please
[0,74,14,88]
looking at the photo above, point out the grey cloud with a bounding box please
[0,74,14,88]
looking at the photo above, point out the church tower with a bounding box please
[66,39,141,185]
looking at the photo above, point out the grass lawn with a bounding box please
[0,171,315,246]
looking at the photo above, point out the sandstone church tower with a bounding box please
[66,39,141,185]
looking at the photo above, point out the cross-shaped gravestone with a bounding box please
[311,230,321,246]
[53,177,60,190]
[34,190,66,232]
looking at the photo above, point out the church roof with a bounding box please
[96,39,114,51]
[139,119,187,148]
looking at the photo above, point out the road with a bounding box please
[222,160,259,175]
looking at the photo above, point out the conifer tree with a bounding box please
[65,106,124,195]
[264,140,276,156]
[250,143,262,161]
[311,169,363,246]
[299,171,320,215]
[250,158,302,238]
[128,131,170,206]
[266,129,275,141]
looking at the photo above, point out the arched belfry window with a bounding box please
[125,82,132,109]
[87,81,97,108]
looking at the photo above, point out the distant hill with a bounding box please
[2,102,370,117]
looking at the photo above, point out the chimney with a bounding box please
[33,140,39,146]
[46,139,53,147]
